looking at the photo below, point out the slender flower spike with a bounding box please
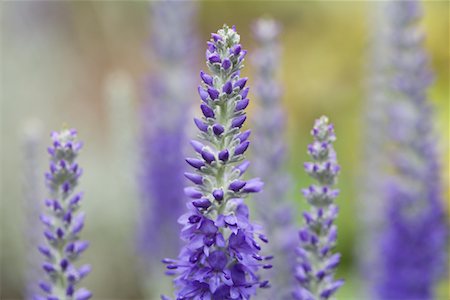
[164,25,270,299]
[294,117,343,300]
[138,1,197,294]
[356,2,392,294]
[250,18,297,299]
[37,129,91,300]
[374,1,448,299]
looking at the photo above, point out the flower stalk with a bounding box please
[163,25,271,299]
[294,116,343,300]
[37,129,91,300]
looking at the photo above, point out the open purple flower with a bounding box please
[163,25,271,299]
[36,129,91,300]
[250,18,297,298]
[294,117,343,300]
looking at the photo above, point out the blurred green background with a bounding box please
[1,1,448,299]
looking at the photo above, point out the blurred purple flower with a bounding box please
[357,2,392,292]
[37,129,91,300]
[374,1,448,298]
[137,0,197,279]
[250,18,297,298]
[163,25,271,299]
[294,116,343,300]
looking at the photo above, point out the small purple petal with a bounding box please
[232,115,246,128]
[200,104,215,118]
[212,124,224,136]
[234,141,250,156]
[207,88,220,100]
[235,98,249,111]
[194,118,208,132]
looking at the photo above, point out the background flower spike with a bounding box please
[37,128,91,300]
[250,17,298,299]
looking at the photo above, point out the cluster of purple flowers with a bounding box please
[162,25,272,299]
[294,116,343,300]
[36,129,91,300]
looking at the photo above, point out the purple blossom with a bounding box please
[37,129,91,300]
[163,25,271,299]
[250,18,297,299]
[137,0,198,287]
[373,1,448,298]
[294,117,343,299]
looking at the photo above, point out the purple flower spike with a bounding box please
[251,18,298,298]
[36,129,91,300]
[163,25,270,300]
[358,2,448,299]
[294,117,343,299]
[138,4,198,296]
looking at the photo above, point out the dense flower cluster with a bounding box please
[37,129,91,300]
[163,25,271,299]
[138,0,197,272]
[250,18,297,298]
[294,116,343,300]
[376,1,448,298]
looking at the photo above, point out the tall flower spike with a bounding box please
[250,18,297,298]
[138,0,197,295]
[37,129,91,300]
[294,116,343,300]
[356,2,392,294]
[374,1,448,299]
[163,25,271,299]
